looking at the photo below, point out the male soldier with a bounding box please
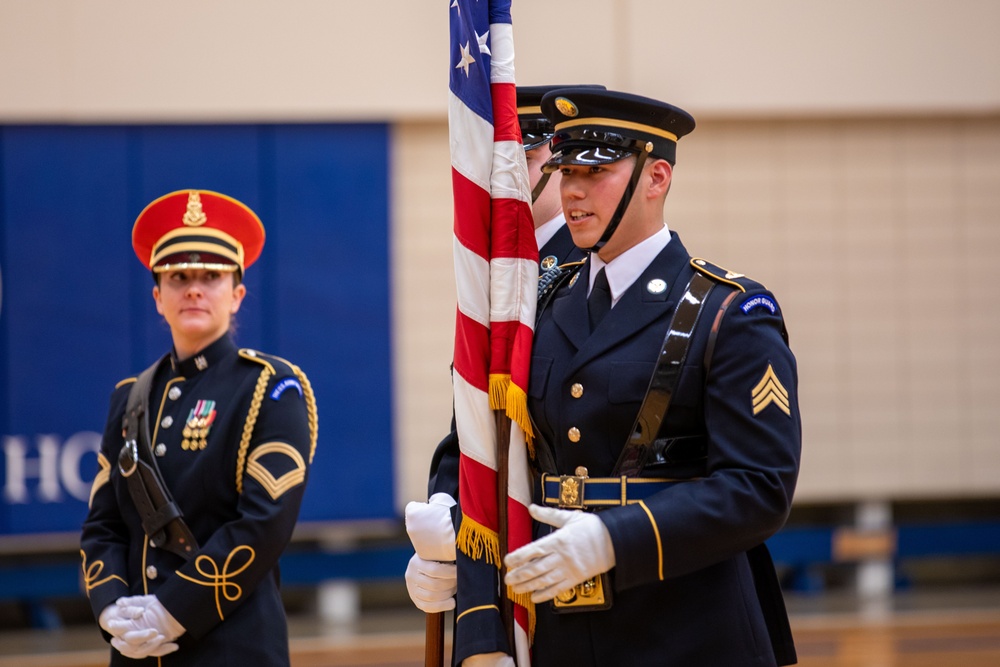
[403,86,599,618]
[459,88,802,666]
[499,88,801,666]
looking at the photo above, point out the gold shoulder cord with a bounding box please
[235,365,272,494]
[235,351,319,493]
[264,352,319,464]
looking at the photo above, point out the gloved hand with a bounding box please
[405,553,457,612]
[504,504,616,603]
[98,597,146,635]
[462,651,516,667]
[107,596,184,659]
[111,630,179,660]
[405,493,457,561]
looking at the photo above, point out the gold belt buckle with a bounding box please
[552,573,612,612]
[557,466,589,509]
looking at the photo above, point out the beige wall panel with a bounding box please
[2,1,999,121]
[389,115,999,504]
[390,122,457,507]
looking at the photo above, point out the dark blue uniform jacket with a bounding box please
[81,335,317,666]
[525,232,800,666]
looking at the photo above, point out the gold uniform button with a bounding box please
[570,383,584,398]
[567,427,581,443]
[146,565,158,580]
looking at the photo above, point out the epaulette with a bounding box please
[690,257,763,294]
[114,376,138,390]
[236,349,319,470]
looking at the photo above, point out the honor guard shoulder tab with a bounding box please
[690,257,763,293]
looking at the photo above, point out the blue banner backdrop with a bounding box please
[0,123,394,536]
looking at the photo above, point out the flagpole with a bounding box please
[425,611,445,667]
[495,411,516,653]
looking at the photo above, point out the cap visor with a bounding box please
[543,145,633,171]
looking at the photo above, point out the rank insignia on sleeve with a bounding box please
[182,399,217,450]
[751,364,791,417]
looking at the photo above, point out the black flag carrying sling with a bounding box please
[119,356,199,560]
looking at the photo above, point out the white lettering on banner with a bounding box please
[2,432,102,503]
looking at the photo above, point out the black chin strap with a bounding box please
[531,171,553,204]
[585,141,653,253]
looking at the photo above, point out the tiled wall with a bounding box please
[392,117,1000,507]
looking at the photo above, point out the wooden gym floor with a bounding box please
[1,591,998,666]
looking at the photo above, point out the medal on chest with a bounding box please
[182,399,217,450]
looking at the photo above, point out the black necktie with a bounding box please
[588,267,612,332]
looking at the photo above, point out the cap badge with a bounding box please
[183,191,208,227]
[554,97,579,118]
[647,279,667,294]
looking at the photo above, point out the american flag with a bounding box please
[449,0,537,662]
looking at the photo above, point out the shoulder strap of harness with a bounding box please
[119,355,199,560]
[612,270,718,477]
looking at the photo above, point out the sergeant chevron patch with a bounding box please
[752,364,791,416]
[246,442,306,500]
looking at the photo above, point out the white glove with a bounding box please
[462,651,516,667]
[504,504,616,603]
[405,553,457,613]
[98,598,145,635]
[107,596,184,659]
[111,631,179,660]
[405,493,457,561]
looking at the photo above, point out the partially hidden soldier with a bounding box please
[403,85,601,628]
[80,190,318,665]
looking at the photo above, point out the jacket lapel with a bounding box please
[552,234,693,376]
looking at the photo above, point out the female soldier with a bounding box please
[81,190,318,665]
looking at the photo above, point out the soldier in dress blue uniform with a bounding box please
[80,190,318,665]
[437,88,801,667]
[517,85,597,273]
[503,88,801,666]
[403,86,601,620]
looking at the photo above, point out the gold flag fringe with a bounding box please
[489,373,535,454]
[457,513,502,566]
[505,382,535,455]
[488,373,510,411]
[507,586,537,643]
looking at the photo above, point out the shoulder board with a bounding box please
[690,258,763,293]
[239,348,290,375]
[114,376,138,390]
